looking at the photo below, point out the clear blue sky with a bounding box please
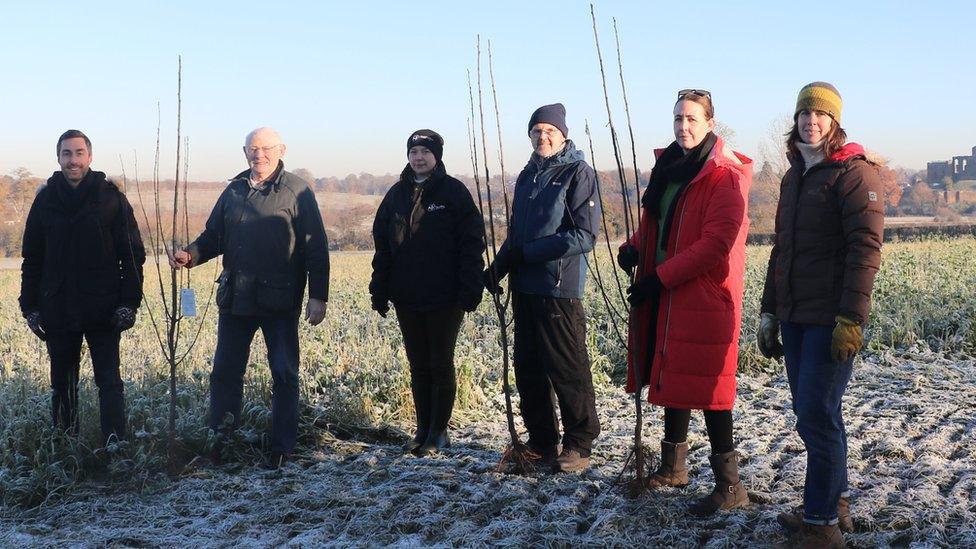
[1,0,973,182]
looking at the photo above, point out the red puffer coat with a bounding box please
[622,136,752,410]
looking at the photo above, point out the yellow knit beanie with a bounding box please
[795,81,843,122]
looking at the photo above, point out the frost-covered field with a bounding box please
[2,350,973,548]
[1,240,975,547]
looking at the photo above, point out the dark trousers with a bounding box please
[209,312,301,454]
[513,293,600,455]
[662,408,735,455]
[46,330,125,444]
[781,321,854,526]
[395,307,464,436]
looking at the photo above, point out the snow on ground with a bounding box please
[1,349,974,548]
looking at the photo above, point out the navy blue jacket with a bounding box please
[369,163,485,312]
[495,140,599,299]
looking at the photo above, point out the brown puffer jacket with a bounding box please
[760,143,884,326]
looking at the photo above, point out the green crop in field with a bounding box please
[0,237,973,506]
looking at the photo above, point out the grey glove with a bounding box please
[112,307,136,332]
[26,311,47,341]
[757,312,783,360]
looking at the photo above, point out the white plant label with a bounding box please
[181,288,197,317]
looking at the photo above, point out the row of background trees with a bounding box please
[2,130,973,256]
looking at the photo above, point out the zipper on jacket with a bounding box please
[657,195,689,391]
[555,257,563,289]
[785,169,805,321]
[407,186,425,241]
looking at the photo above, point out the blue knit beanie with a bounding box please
[527,103,568,137]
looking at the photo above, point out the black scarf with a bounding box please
[641,131,717,215]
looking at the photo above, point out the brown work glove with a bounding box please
[831,315,862,363]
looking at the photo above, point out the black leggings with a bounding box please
[663,408,735,455]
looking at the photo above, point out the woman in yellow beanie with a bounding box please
[757,82,884,548]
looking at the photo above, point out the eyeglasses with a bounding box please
[677,89,711,100]
[246,145,282,155]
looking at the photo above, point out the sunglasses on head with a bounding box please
[677,89,711,99]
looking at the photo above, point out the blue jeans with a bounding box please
[209,312,301,453]
[781,321,854,526]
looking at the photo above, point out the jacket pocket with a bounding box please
[216,271,233,308]
[255,275,295,312]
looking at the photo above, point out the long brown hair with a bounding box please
[785,113,847,159]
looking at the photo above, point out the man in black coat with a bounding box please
[19,129,146,445]
[170,127,329,468]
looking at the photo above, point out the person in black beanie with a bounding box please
[20,129,146,447]
[486,103,602,473]
[370,129,485,456]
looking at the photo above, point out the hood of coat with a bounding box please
[652,135,753,189]
[45,169,111,211]
[787,141,867,172]
[829,142,866,162]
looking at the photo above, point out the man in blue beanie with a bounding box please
[486,103,602,473]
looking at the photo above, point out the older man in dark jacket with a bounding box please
[20,129,146,445]
[488,104,601,473]
[170,127,329,468]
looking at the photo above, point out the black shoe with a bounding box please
[415,430,451,457]
[266,451,291,470]
[415,381,456,457]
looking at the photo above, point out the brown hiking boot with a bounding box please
[777,498,853,533]
[554,448,590,473]
[688,451,749,517]
[789,522,846,548]
[527,444,559,470]
[646,440,689,489]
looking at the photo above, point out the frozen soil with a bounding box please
[2,349,974,548]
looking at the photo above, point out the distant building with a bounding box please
[927,146,976,187]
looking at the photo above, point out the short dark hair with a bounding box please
[57,129,92,156]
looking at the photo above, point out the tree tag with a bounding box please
[181,288,197,317]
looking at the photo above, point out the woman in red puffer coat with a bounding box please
[617,89,752,517]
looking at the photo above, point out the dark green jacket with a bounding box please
[187,162,330,316]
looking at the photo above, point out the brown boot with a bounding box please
[554,448,590,473]
[646,440,690,489]
[688,451,749,517]
[527,444,560,470]
[777,498,853,533]
[790,522,846,548]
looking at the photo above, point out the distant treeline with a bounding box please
[2,163,974,256]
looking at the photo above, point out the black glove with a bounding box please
[506,244,525,269]
[459,292,482,313]
[483,267,504,295]
[371,296,390,318]
[757,313,784,360]
[26,311,47,341]
[626,272,661,308]
[112,307,136,332]
[617,244,639,274]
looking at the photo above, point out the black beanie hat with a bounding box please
[407,129,444,162]
[527,103,568,137]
